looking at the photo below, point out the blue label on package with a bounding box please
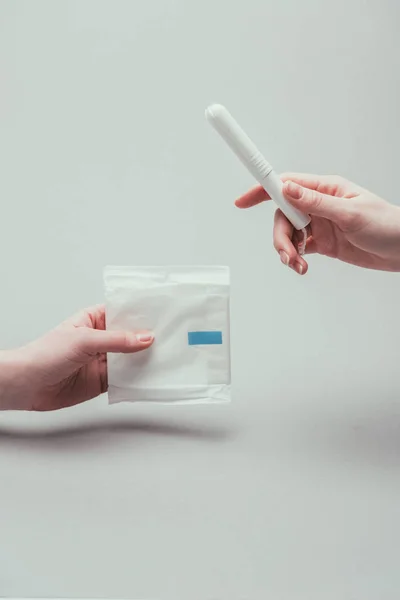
[188,331,223,346]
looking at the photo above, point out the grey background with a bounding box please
[1,0,400,598]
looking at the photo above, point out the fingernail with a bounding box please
[137,332,154,343]
[279,251,289,266]
[289,262,304,275]
[285,181,302,200]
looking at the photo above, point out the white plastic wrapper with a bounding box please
[104,266,231,404]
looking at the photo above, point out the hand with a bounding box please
[236,174,400,275]
[0,305,154,411]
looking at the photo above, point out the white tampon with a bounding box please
[205,104,311,238]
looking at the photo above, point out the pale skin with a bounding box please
[236,174,400,275]
[0,305,153,411]
[1,174,399,412]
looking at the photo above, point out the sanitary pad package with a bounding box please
[104,266,231,404]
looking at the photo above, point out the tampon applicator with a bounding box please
[205,104,310,254]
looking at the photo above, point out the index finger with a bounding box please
[235,185,271,209]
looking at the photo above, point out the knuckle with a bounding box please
[117,331,133,351]
[273,211,283,249]
[121,332,131,348]
[273,208,283,223]
[308,189,322,210]
[332,175,347,185]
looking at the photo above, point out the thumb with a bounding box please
[283,180,349,223]
[78,329,154,356]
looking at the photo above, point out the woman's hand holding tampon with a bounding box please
[236,174,400,275]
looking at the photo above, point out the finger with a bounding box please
[237,176,342,209]
[78,329,154,356]
[236,174,357,209]
[274,210,308,275]
[273,209,295,259]
[292,228,317,256]
[281,172,327,191]
[302,236,318,255]
[281,173,356,197]
[283,180,349,224]
[65,304,106,329]
[235,185,271,209]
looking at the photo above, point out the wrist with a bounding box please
[391,206,400,271]
[0,349,30,411]
[363,202,400,272]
